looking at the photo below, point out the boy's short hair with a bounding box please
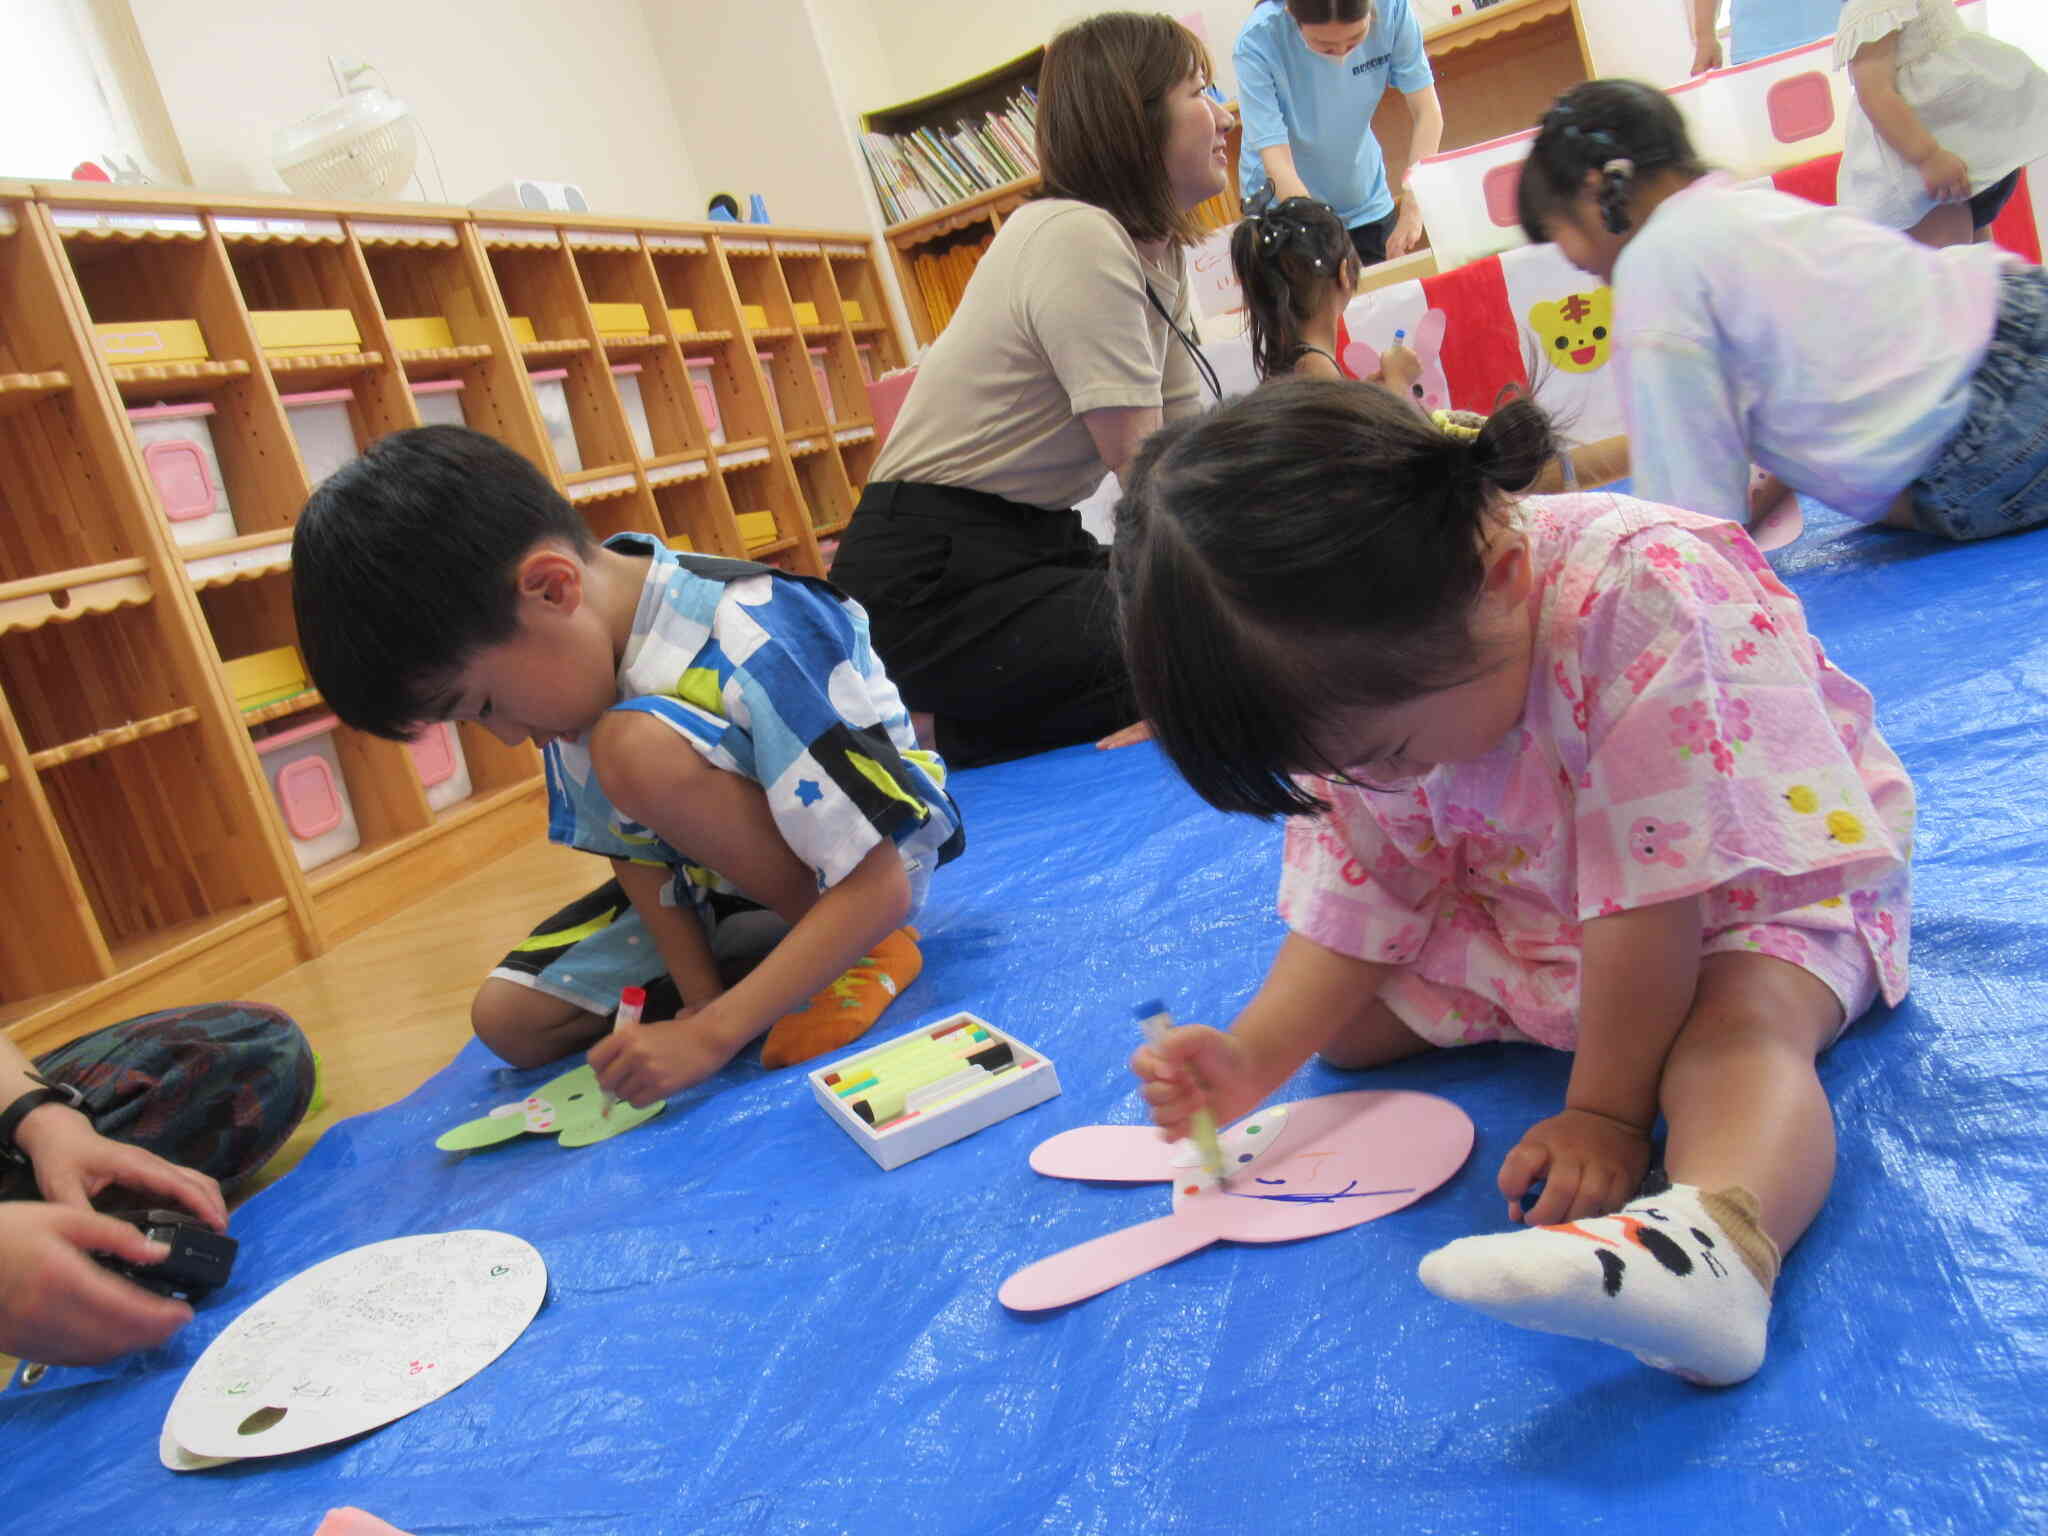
[291,425,595,740]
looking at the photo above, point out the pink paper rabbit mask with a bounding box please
[999,1090,1473,1311]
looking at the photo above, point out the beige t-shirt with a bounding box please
[871,199,1205,511]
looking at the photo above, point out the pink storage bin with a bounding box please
[527,367,582,473]
[407,720,473,812]
[610,362,657,459]
[684,356,725,446]
[253,712,361,870]
[855,343,877,384]
[806,345,837,424]
[127,401,237,547]
[410,378,470,430]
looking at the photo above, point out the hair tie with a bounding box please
[1601,156,1635,179]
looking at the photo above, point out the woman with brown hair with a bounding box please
[827,11,1232,768]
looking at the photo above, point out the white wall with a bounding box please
[127,0,704,216]
[818,0,1254,115]
[645,0,869,228]
[814,0,1697,122]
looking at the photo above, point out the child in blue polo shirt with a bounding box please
[1233,0,1442,266]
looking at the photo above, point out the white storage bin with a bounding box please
[407,720,472,812]
[127,401,237,547]
[527,367,582,473]
[685,357,725,445]
[1410,126,1537,272]
[253,712,361,871]
[1668,36,1851,176]
[280,387,360,487]
[807,346,838,424]
[610,362,656,459]
[410,377,470,430]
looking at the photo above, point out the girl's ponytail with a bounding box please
[1469,395,1559,494]
[1230,194,1355,381]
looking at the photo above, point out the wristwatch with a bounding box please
[0,1075,87,1167]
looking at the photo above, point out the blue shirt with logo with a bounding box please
[1234,0,1434,230]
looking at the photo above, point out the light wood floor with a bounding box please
[244,837,601,1195]
[1,839,596,1387]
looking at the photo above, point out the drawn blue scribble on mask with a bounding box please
[1226,1180,1416,1205]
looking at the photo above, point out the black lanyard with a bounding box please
[1147,281,1223,402]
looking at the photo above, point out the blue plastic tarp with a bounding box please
[3,497,2045,1534]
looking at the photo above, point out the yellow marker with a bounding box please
[1135,999,1228,1183]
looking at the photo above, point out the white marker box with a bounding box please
[809,1012,1059,1171]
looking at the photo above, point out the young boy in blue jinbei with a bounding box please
[292,427,964,1104]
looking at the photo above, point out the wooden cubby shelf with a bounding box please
[0,181,903,1048]
[30,707,202,771]
[0,371,70,418]
[398,343,494,370]
[108,360,251,400]
[0,565,153,636]
[241,691,324,727]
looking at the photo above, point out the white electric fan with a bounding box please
[272,61,419,202]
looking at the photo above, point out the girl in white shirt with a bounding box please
[1515,78,2048,543]
[1836,0,2048,248]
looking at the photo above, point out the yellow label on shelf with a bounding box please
[666,534,695,553]
[224,645,310,711]
[387,316,456,350]
[735,511,778,546]
[740,305,768,330]
[791,301,820,327]
[667,307,698,335]
[507,316,539,344]
[251,308,362,357]
[93,318,209,365]
[842,300,864,324]
[589,301,650,336]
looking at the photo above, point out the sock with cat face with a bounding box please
[1417,1183,1780,1386]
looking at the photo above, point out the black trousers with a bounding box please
[1348,206,1401,268]
[828,480,1136,768]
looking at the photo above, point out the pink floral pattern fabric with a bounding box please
[1277,494,1914,1049]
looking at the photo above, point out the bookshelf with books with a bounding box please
[866,48,1243,346]
[870,4,1591,343]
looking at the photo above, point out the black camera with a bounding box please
[99,1209,238,1303]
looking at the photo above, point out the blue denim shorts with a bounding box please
[1911,266,2048,541]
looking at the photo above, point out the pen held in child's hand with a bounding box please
[601,985,647,1118]
[1134,998,1229,1184]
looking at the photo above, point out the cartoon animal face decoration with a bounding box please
[1544,1204,1730,1299]
[1528,288,1614,374]
[999,1091,1473,1310]
[1344,308,1452,417]
[1629,816,1694,869]
[434,1064,664,1153]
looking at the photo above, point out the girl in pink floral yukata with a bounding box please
[1115,377,1913,1386]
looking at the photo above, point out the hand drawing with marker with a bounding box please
[999,1092,1474,1310]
